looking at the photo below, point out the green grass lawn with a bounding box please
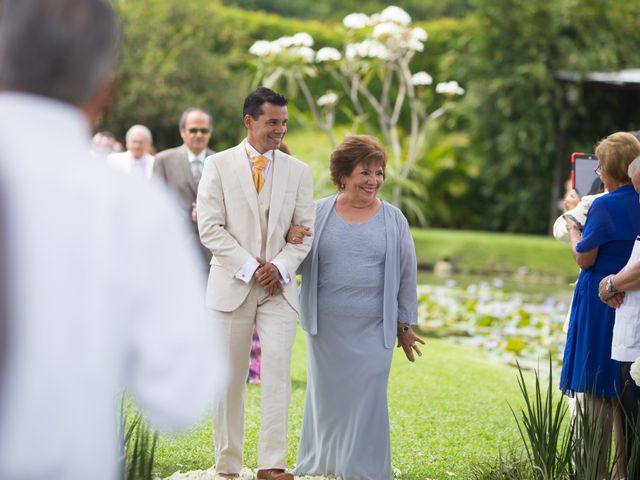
[150,326,537,479]
[411,228,577,281]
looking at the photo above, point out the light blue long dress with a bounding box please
[294,206,393,480]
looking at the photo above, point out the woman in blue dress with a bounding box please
[560,131,640,479]
[288,135,424,480]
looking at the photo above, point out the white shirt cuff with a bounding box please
[235,258,260,284]
[271,260,290,285]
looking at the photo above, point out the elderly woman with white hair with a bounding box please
[599,150,640,473]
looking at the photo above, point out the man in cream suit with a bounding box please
[154,108,215,267]
[197,87,314,480]
[106,124,155,179]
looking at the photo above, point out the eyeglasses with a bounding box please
[594,165,602,175]
[188,128,210,135]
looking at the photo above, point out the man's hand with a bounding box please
[605,292,626,309]
[191,202,198,223]
[286,224,312,245]
[255,257,282,296]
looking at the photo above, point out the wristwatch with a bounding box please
[606,277,618,294]
[398,324,410,333]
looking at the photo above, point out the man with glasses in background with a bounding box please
[154,107,215,268]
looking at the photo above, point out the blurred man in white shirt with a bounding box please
[0,1,226,479]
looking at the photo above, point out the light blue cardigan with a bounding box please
[298,195,418,349]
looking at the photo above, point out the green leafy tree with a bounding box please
[248,6,465,223]
[103,0,250,150]
[459,0,640,233]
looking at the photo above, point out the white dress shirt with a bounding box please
[612,237,640,362]
[106,150,155,180]
[0,93,227,480]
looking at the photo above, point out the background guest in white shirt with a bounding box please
[107,124,155,180]
[599,154,640,473]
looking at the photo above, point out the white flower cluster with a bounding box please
[317,91,339,107]
[411,71,433,86]
[435,80,465,96]
[315,47,342,62]
[247,7,464,100]
[345,40,389,60]
[249,32,315,63]
[341,6,428,59]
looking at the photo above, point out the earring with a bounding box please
[340,183,345,189]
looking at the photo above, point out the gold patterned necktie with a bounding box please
[252,155,268,193]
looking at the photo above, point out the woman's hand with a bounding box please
[286,224,312,244]
[598,274,616,301]
[397,323,425,362]
[563,214,582,235]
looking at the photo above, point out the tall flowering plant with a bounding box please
[249,6,464,210]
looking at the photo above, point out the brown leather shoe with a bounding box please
[256,469,293,480]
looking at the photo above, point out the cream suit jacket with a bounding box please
[197,143,314,312]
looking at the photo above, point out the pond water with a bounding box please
[416,271,575,369]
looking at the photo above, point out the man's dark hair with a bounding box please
[0,0,118,106]
[242,87,287,120]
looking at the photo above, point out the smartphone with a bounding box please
[571,152,600,197]
[564,213,583,231]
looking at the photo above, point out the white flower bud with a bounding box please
[379,6,412,26]
[249,40,273,57]
[316,47,342,62]
[372,22,404,40]
[291,46,315,63]
[410,27,428,42]
[436,81,465,96]
[411,72,433,86]
[343,12,371,29]
[292,32,314,47]
[317,92,339,107]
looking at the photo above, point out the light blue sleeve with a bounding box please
[396,212,418,324]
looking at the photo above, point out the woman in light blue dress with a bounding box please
[289,135,423,480]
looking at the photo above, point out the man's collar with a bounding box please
[243,139,274,161]
[185,146,206,163]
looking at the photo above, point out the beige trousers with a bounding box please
[212,284,297,474]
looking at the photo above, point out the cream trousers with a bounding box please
[211,283,297,474]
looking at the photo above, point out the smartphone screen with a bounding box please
[571,153,600,197]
